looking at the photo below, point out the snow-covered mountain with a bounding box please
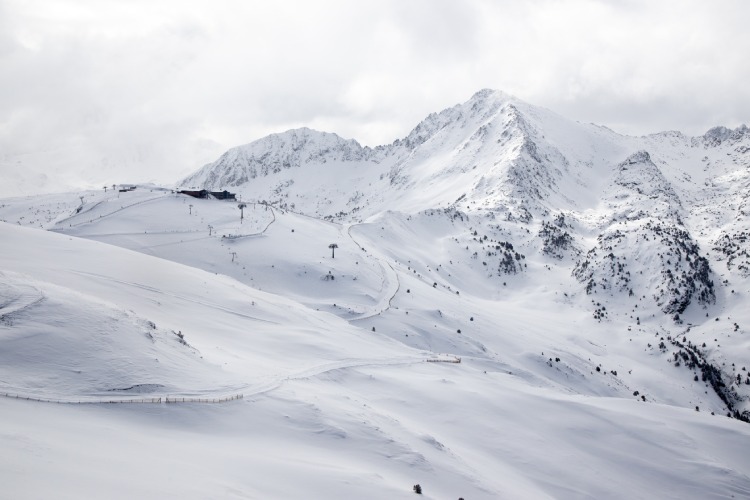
[2,90,750,498]
[181,89,592,217]
[180,89,749,324]
[180,90,748,223]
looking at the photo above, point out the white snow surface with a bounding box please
[2,90,750,499]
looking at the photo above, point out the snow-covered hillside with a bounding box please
[175,89,750,416]
[2,90,750,498]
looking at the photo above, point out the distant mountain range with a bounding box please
[180,89,749,321]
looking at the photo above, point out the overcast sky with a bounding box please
[1,0,748,193]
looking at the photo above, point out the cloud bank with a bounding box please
[0,0,747,195]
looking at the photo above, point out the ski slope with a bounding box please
[2,197,750,498]
[1,88,750,498]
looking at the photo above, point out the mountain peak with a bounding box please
[703,124,748,145]
[468,88,516,104]
[179,127,369,189]
[256,127,360,147]
[395,89,520,151]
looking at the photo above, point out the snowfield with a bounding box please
[2,89,750,499]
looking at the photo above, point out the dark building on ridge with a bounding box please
[179,189,236,201]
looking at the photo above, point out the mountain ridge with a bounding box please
[176,90,749,335]
[179,90,747,219]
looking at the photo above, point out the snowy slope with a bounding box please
[0,221,417,400]
[1,90,750,498]
[173,90,750,416]
[2,215,750,499]
[0,269,223,400]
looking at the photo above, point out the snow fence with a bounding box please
[1,392,244,405]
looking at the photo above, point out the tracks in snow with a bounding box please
[0,272,44,323]
[52,193,167,230]
[1,353,460,405]
[345,223,401,321]
[68,269,278,325]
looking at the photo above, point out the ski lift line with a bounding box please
[71,205,274,240]
[54,194,168,229]
[54,199,106,226]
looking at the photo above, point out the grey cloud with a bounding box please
[0,0,747,195]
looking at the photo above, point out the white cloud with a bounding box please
[0,0,747,194]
